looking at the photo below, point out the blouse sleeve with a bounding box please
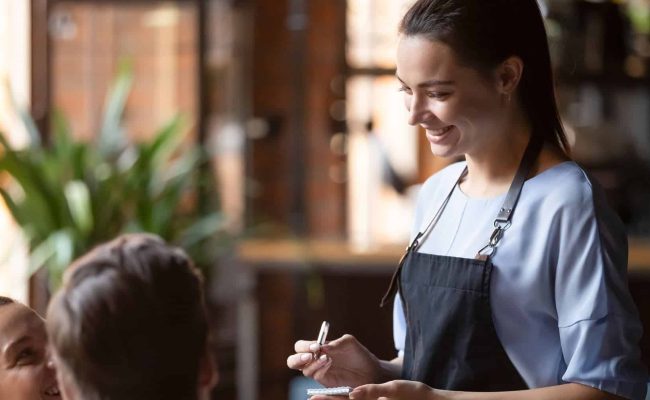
[552,175,648,399]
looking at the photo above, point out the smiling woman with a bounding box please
[0,297,60,399]
[287,1,648,399]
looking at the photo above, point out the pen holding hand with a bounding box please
[287,322,385,389]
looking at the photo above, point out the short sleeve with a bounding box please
[552,176,648,399]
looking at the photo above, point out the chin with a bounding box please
[429,144,463,159]
[428,132,465,158]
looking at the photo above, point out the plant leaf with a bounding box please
[64,180,93,235]
[98,59,133,158]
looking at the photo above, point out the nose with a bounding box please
[45,347,56,370]
[406,92,428,126]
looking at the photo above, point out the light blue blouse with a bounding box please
[393,161,648,399]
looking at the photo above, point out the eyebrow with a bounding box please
[395,75,455,87]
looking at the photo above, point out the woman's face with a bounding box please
[0,303,61,399]
[396,35,506,159]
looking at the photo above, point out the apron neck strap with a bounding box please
[495,135,544,226]
[380,135,544,307]
[410,167,467,253]
[412,134,543,254]
[476,135,544,259]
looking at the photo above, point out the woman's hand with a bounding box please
[348,380,439,400]
[346,381,629,400]
[286,334,383,388]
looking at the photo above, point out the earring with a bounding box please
[502,92,512,106]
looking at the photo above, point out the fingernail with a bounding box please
[318,354,328,363]
[309,343,320,352]
[300,353,312,362]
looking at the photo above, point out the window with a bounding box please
[346,0,420,249]
[49,1,199,142]
[0,0,30,302]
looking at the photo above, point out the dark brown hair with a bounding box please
[400,0,570,154]
[47,234,208,400]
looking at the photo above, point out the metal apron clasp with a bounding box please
[475,220,511,261]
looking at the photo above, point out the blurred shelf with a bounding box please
[236,239,402,274]
[237,237,650,273]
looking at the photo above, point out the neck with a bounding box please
[462,116,532,197]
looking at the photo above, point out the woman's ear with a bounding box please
[496,56,524,97]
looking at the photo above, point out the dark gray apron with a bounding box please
[381,137,543,391]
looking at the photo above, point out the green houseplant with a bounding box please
[0,61,228,290]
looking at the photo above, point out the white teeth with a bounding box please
[430,126,453,135]
[45,386,60,396]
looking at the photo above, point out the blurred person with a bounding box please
[47,233,217,400]
[0,296,60,399]
[288,0,648,399]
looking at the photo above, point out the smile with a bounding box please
[428,125,454,136]
[425,125,455,144]
[44,385,61,397]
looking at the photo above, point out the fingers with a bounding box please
[287,352,315,370]
[287,336,343,381]
[350,381,430,400]
[288,339,327,371]
[288,340,318,371]
[287,351,332,381]
[350,382,401,399]
[294,339,318,353]
[303,354,332,379]
[295,334,352,357]
[326,333,354,347]
[313,334,351,357]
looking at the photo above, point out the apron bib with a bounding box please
[381,136,543,391]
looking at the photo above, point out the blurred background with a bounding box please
[1,0,650,399]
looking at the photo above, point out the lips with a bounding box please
[425,125,455,144]
[427,125,452,135]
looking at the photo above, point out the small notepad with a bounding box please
[306,386,352,397]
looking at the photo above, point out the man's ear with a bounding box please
[198,346,219,397]
[495,56,524,96]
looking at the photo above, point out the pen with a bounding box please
[314,321,330,359]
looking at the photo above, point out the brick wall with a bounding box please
[50,2,198,143]
[250,0,347,238]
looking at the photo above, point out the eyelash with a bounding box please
[398,86,412,94]
[398,86,450,99]
[18,349,34,358]
[426,91,450,99]
[15,348,39,365]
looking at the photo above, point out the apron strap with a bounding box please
[381,135,544,306]
[476,135,543,260]
[380,167,466,308]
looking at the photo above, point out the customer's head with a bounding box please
[0,296,60,399]
[46,234,217,400]
[398,0,569,154]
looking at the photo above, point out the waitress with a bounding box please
[287,0,648,399]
